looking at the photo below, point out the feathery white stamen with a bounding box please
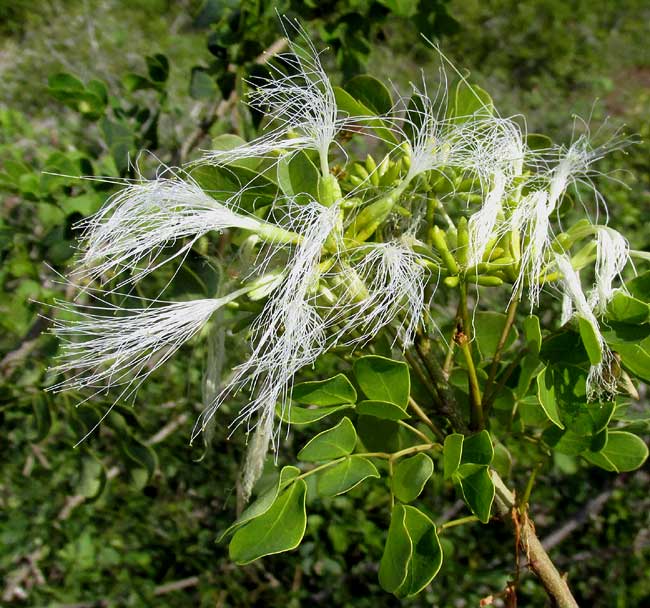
[333,242,428,347]
[589,228,629,314]
[199,32,342,173]
[512,190,552,308]
[468,171,506,266]
[50,291,246,397]
[76,177,261,285]
[555,255,615,399]
[193,200,340,445]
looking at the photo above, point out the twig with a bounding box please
[491,470,579,608]
[146,413,189,445]
[483,292,520,404]
[57,466,119,520]
[154,576,200,596]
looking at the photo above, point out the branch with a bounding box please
[154,576,200,596]
[490,471,579,608]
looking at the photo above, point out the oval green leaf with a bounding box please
[606,291,649,324]
[353,355,410,408]
[357,400,411,420]
[536,366,565,429]
[229,478,307,564]
[443,433,464,480]
[583,431,648,472]
[460,430,494,465]
[577,316,603,366]
[219,466,300,541]
[292,374,357,406]
[379,504,443,597]
[454,464,494,523]
[297,417,357,461]
[392,453,434,503]
[276,403,354,425]
[317,456,379,496]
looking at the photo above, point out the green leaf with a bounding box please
[454,465,494,523]
[392,454,434,503]
[399,506,444,597]
[292,374,356,406]
[356,400,410,420]
[229,479,307,564]
[583,431,648,472]
[527,133,553,151]
[77,451,107,500]
[48,72,85,94]
[603,326,650,382]
[86,80,108,105]
[606,291,649,324]
[146,53,169,83]
[450,81,494,122]
[443,434,464,479]
[379,504,443,597]
[542,426,591,455]
[473,311,518,360]
[344,75,393,115]
[190,67,218,100]
[536,366,565,429]
[190,164,277,209]
[523,315,542,354]
[123,73,156,92]
[333,87,397,144]
[211,133,260,170]
[276,403,354,425]
[317,456,379,496]
[377,0,419,17]
[354,355,410,408]
[563,401,615,436]
[219,466,300,541]
[120,436,158,489]
[357,415,401,452]
[378,504,410,593]
[277,151,320,200]
[461,430,493,465]
[515,353,542,398]
[627,271,650,302]
[492,443,513,478]
[578,316,603,365]
[540,330,589,366]
[297,417,357,461]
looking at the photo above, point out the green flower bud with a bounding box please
[456,216,469,266]
[430,226,459,275]
[318,173,342,207]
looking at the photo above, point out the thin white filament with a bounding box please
[75,176,261,286]
[555,255,615,399]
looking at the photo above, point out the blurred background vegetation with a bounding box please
[1,1,649,606]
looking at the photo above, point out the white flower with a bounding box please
[511,190,552,308]
[49,289,250,441]
[193,200,340,446]
[75,175,264,286]
[589,227,629,314]
[467,171,506,266]
[555,254,616,399]
[198,26,347,175]
[333,241,428,348]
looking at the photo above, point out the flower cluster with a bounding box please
[50,27,632,491]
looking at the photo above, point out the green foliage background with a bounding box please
[1,1,649,606]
